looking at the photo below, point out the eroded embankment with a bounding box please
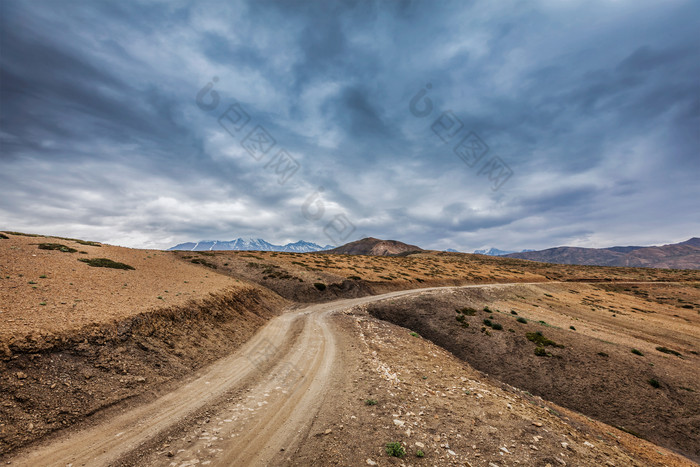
[366,283,700,462]
[0,285,287,456]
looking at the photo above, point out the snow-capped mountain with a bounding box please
[168,238,333,253]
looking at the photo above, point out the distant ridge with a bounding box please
[505,237,700,269]
[322,237,422,256]
[168,238,333,253]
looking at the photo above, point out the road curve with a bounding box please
[9,283,548,466]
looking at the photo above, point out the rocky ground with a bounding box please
[289,303,694,466]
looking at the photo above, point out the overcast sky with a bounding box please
[1,0,699,251]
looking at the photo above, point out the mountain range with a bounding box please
[473,247,535,256]
[168,238,333,253]
[505,237,700,269]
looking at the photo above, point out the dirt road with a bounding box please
[10,284,497,466]
[9,282,693,466]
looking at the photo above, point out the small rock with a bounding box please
[532,422,543,427]
[393,419,405,427]
[447,449,456,456]
[166,451,174,457]
[366,459,377,466]
[584,441,595,448]
[324,429,332,435]
[415,442,425,448]
[135,376,146,383]
[16,372,27,380]
[500,447,510,454]
[561,442,569,449]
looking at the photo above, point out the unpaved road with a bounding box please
[7,281,636,466]
[10,285,497,466]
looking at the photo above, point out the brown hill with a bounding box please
[321,237,422,256]
[506,237,700,269]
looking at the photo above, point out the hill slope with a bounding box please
[506,237,700,269]
[322,237,422,256]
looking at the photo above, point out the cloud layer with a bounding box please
[2,0,699,251]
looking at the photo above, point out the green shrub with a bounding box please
[526,332,562,347]
[38,243,77,253]
[385,442,406,458]
[534,347,548,357]
[409,332,420,338]
[631,349,644,356]
[0,233,9,239]
[365,399,377,406]
[313,282,326,291]
[78,258,135,270]
[416,449,425,458]
[456,315,466,323]
[598,352,609,357]
[516,317,527,324]
[190,258,217,269]
[510,310,518,315]
[492,323,503,331]
[656,346,682,357]
[569,326,576,331]
[483,319,492,327]
[648,378,660,388]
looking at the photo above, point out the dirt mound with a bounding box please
[366,283,700,461]
[0,286,287,456]
[0,232,242,342]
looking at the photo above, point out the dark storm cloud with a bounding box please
[1,0,699,250]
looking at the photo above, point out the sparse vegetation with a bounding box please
[38,243,78,253]
[598,352,609,357]
[648,378,661,388]
[526,331,562,348]
[416,449,425,458]
[656,346,682,357]
[516,317,527,324]
[534,347,548,356]
[2,231,41,237]
[631,349,644,356]
[190,258,217,269]
[78,258,135,270]
[569,326,576,330]
[409,332,420,338]
[0,233,9,239]
[365,399,378,406]
[456,307,478,315]
[385,442,406,458]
